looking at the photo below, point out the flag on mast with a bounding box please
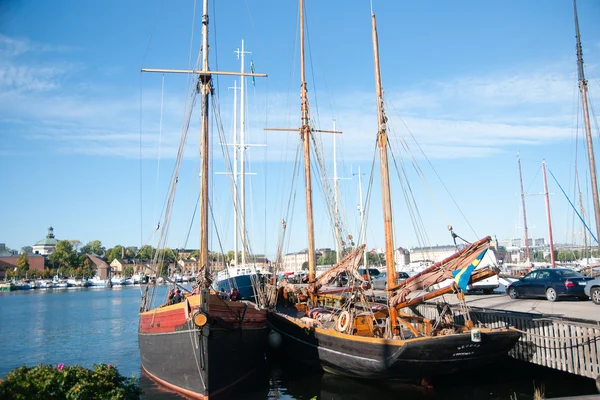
[250,60,256,87]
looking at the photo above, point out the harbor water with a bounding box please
[0,286,598,399]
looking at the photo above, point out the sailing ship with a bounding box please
[137,2,269,398]
[267,2,520,380]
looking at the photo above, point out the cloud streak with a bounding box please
[0,34,583,163]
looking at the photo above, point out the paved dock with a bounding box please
[372,290,599,322]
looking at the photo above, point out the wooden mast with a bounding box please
[574,0,600,252]
[140,1,267,290]
[542,161,556,268]
[300,0,317,282]
[517,152,530,262]
[199,0,211,282]
[371,12,398,331]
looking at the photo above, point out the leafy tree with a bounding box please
[138,245,155,260]
[317,251,337,265]
[21,246,33,254]
[557,251,575,262]
[106,245,125,264]
[123,266,135,277]
[16,252,30,279]
[69,240,82,252]
[80,240,105,257]
[367,252,385,266]
[81,258,96,278]
[159,260,170,276]
[125,247,137,258]
[49,241,77,271]
[302,261,308,271]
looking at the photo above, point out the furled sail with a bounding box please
[308,244,366,294]
[389,236,492,306]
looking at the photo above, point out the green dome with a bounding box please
[35,226,58,246]
[35,238,59,246]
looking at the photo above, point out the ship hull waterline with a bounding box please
[139,294,268,399]
[268,310,521,380]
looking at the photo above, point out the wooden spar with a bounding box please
[199,0,210,281]
[140,68,266,77]
[394,268,496,310]
[299,0,317,283]
[141,1,266,288]
[574,0,600,252]
[389,236,491,292]
[264,128,341,134]
[542,161,556,268]
[517,152,530,262]
[371,12,398,330]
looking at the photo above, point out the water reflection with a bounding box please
[1,287,598,400]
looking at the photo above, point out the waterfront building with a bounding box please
[32,226,59,256]
[282,249,328,274]
[409,244,458,264]
[394,247,410,266]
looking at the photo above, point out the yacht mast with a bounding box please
[236,40,251,266]
[300,0,317,281]
[333,119,340,263]
[232,80,238,266]
[574,0,600,252]
[517,152,530,262]
[356,166,367,268]
[542,161,556,268]
[371,12,398,330]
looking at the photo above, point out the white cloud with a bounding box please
[0,34,584,163]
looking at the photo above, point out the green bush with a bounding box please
[0,363,142,400]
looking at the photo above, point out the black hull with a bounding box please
[268,311,520,379]
[139,324,268,398]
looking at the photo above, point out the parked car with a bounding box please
[507,268,593,302]
[467,274,500,294]
[584,278,600,305]
[358,268,381,278]
[372,271,409,290]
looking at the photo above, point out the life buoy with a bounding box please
[337,310,351,332]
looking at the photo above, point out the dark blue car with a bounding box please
[507,268,592,302]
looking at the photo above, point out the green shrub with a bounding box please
[0,363,142,400]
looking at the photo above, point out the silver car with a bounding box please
[372,272,409,290]
[584,278,600,305]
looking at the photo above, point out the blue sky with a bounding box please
[1,0,600,259]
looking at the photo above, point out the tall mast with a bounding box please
[371,12,397,329]
[542,161,556,268]
[232,80,238,266]
[333,119,340,263]
[356,166,367,268]
[300,0,316,282]
[199,0,211,278]
[236,40,251,266]
[574,0,600,252]
[517,152,530,262]
[140,0,267,286]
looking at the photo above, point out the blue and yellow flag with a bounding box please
[250,60,256,87]
[452,248,488,291]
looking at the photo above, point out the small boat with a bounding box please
[213,265,263,301]
[52,275,69,288]
[88,276,108,287]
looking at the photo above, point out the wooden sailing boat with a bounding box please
[137,1,268,398]
[267,3,520,380]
